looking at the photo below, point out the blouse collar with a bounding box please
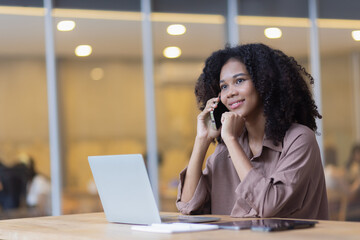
[234,127,283,160]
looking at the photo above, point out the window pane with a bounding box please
[318,1,360,221]
[152,2,226,211]
[0,6,50,218]
[54,6,145,214]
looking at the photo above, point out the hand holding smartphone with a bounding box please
[210,100,228,130]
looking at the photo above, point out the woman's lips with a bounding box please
[229,100,244,110]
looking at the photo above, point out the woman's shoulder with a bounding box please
[280,124,321,166]
[283,123,317,146]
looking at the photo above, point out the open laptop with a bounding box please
[88,154,220,225]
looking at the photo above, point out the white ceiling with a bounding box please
[0,12,359,60]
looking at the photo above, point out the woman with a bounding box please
[176,43,328,220]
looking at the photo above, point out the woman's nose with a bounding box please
[226,85,238,98]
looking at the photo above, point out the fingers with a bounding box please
[205,97,220,111]
[221,112,244,123]
[221,111,231,123]
[198,97,220,121]
[220,112,245,141]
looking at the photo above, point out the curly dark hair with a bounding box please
[195,43,322,143]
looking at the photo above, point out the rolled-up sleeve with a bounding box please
[231,130,318,218]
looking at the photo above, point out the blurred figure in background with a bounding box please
[0,158,28,211]
[346,144,360,191]
[324,146,348,220]
[346,144,360,221]
[17,153,51,216]
[0,160,16,211]
[325,147,348,191]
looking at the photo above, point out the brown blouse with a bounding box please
[176,123,328,220]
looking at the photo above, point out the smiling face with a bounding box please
[219,58,263,120]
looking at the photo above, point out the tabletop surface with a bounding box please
[0,212,360,240]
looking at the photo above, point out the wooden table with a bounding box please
[0,212,360,239]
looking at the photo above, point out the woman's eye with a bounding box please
[220,85,227,90]
[236,78,245,84]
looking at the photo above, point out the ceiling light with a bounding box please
[163,46,182,59]
[57,20,75,31]
[167,24,186,35]
[75,45,92,57]
[90,68,104,80]
[352,30,360,41]
[264,27,282,39]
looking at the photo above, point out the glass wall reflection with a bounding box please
[319,22,360,221]
[54,8,145,214]
[0,6,50,218]
[153,17,225,211]
[0,0,359,221]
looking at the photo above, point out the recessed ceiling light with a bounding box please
[264,27,282,39]
[352,30,360,41]
[90,68,104,80]
[163,46,181,58]
[167,24,186,35]
[75,45,92,57]
[57,20,75,31]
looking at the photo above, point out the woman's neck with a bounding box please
[244,111,266,157]
[244,109,266,143]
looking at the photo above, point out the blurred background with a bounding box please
[0,0,360,221]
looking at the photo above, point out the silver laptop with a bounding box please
[88,154,220,225]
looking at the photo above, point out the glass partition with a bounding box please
[0,5,49,218]
[1,0,360,221]
[152,2,226,211]
[53,7,145,214]
[318,12,360,221]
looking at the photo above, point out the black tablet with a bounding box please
[212,219,318,232]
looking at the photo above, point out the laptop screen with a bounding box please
[88,154,162,225]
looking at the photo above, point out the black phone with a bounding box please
[250,219,318,232]
[210,100,229,130]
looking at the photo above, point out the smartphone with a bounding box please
[210,101,229,130]
[250,219,318,232]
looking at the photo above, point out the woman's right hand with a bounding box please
[182,98,221,203]
[196,97,221,141]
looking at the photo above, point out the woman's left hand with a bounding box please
[220,112,245,143]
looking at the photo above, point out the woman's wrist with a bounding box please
[222,135,237,145]
[195,135,213,145]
